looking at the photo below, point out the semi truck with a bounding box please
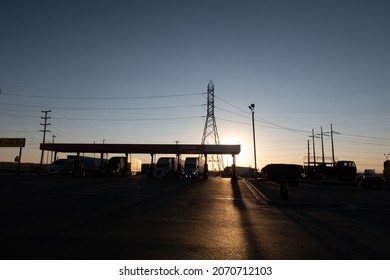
[49,156,107,175]
[305,160,357,182]
[384,160,390,187]
[49,158,75,174]
[106,156,142,176]
[221,166,255,178]
[358,160,390,189]
[68,155,107,175]
[153,157,180,178]
[106,157,129,176]
[361,169,384,188]
[335,160,357,182]
[183,157,204,179]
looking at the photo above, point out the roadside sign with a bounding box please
[0,138,26,147]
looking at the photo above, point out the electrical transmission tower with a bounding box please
[201,80,224,171]
[40,110,51,166]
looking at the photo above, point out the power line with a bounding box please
[1,91,205,100]
[214,95,248,115]
[52,116,201,122]
[0,102,202,111]
[0,111,41,118]
[51,111,122,141]
[336,137,390,147]
[340,133,390,142]
[255,116,310,136]
[215,106,249,119]
[214,95,310,136]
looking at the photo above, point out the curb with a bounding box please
[242,178,348,208]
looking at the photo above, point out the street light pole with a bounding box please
[248,104,257,179]
[51,135,56,163]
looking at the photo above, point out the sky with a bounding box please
[1,0,389,172]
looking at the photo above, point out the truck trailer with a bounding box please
[68,155,107,175]
[49,158,75,174]
[221,166,255,178]
[129,158,142,176]
[50,155,107,175]
[106,157,129,176]
[105,157,142,176]
[153,157,180,178]
[261,164,304,186]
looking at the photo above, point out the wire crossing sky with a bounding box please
[1,0,390,172]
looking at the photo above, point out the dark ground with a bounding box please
[1,174,390,260]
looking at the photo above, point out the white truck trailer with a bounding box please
[106,156,142,176]
[153,157,179,178]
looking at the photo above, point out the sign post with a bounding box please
[0,138,26,174]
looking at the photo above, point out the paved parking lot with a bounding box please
[2,175,390,259]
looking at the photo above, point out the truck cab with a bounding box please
[49,158,74,174]
[153,157,178,178]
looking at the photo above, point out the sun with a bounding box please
[219,134,255,168]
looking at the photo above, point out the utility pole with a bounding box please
[310,129,317,166]
[323,123,338,166]
[330,124,335,166]
[248,104,257,179]
[307,140,310,166]
[320,126,325,164]
[40,110,51,166]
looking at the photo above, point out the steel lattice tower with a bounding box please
[201,80,224,171]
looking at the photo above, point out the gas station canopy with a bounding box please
[40,143,240,155]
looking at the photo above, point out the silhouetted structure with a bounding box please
[201,80,224,171]
[39,110,51,166]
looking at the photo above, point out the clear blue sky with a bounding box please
[1,0,389,172]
